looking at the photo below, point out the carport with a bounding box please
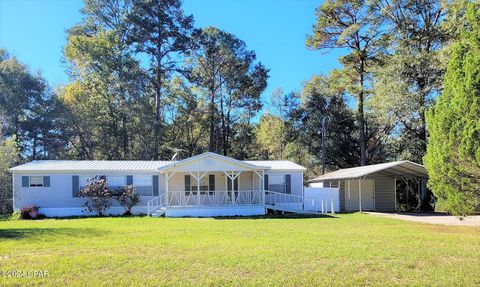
[308,161,428,212]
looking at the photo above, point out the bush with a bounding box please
[11,210,20,220]
[18,205,42,220]
[115,185,141,216]
[78,176,112,216]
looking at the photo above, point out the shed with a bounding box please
[308,161,428,212]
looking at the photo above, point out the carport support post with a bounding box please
[359,178,362,212]
[394,177,397,211]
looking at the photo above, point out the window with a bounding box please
[79,176,92,188]
[133,175,153,196]
[330,181,340,188]
[192,176,209,193]
[186,174,215,195]
[268,175,286,193]
[29,176,43,187]
[106,176,126,187]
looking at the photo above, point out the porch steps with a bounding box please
[151,208,166,218]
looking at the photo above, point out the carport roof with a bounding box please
[308,161,428,182]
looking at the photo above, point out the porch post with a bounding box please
[197,172,201,206]
[251,171,254,191]
[165,172,169,207]
[231,171,235,206]
[262,170,265,205]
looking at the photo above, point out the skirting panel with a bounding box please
[34,206,148,217]
[165,206,266,217]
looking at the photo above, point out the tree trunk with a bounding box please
[122,115,129,159]
[224,109,230,157]
[32,131,38,160]
[154,55,162,160]
[220,96,227,156]
[208,89,215,152]
[359,62,366,166]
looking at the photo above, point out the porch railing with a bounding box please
[147,190,335,215]
[167,190,263,207]
[147,192,167,216]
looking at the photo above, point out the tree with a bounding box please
[116,185,140,215]
[255,113,285,160]
[291,74,359,170]
[186,26,268,156]
[307,0,384,166]
[0,49,60,160]
[63,0,149,160]
[0,116,19,215]
[424,2,480,216]
[164,77,209,156]
[370,0,448,163]
[128,0,194,159]
[78,176,112,216]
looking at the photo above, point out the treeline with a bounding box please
[1,0,269,163]
[0,0,478,215]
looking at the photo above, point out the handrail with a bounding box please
[264,190,335,214]
[147,193,167,216]
[147,190,335,215]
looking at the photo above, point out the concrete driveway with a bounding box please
[367,212,480,227]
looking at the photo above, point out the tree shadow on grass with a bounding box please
[0,216,11,221]
[214,213,339,220]
[0,228,106,240]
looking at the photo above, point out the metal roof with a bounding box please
[308,161,428,182]
[244,160,306,171]
[158,152,269,171]
[9,160,171,172]
[10,157,306,172]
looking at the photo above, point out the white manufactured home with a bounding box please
[10,152,311,217]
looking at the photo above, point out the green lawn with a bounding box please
[0,214,479,286]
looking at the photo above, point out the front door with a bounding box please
[361,179,375,211]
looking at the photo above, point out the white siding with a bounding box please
[13,172,163,211]
[265,170,303,197]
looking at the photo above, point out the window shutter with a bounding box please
[152,175,159,196]
[126,175,133,186]
[209,174,215,191]
[184,175,191,191]
[22,176,29,187]
[264,174,269,190]
[285,174,291,194]
[72,175,79,197]
[43,176,50,187]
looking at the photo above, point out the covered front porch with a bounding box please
[147,153,268,217]
[163,170,266,207]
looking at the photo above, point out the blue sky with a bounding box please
[0,0,344,108]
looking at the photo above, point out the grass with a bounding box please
[0,213,479,286]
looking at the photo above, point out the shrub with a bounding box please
[10,210,20,220]
[18,205,40,219]
[78,176,112,216]
[116,185,141,216]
